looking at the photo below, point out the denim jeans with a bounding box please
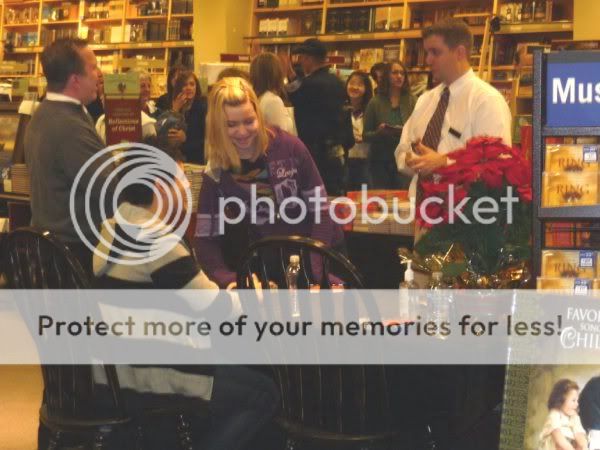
[201,365,279,450]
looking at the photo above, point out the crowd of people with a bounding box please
[22,17,513,449]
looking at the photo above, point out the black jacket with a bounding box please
[288,66,354,154]
[182,98,207,164]
[580,376,600,430]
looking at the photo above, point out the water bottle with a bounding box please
[427,272,451,339]
[286,255,301,317]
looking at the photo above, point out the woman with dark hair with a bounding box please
[164,70,207,164]
[155,64,185,114]
[345,71,373,191]
[363,60,416,189]
[249,52,295,134]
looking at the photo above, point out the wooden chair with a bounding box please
[236,236,417,449]
[3,228,201,449]
[236,235,364,290]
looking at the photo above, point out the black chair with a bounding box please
[236,235,364,290]
[3,228,202,449]
[236,236,415,449]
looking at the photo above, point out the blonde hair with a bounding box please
[206,77,269,171]
[130,68,152,84]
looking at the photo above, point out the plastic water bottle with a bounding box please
[427,271,451,339]
[286,255,301,317]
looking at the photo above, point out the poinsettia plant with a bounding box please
[414,136,532,281]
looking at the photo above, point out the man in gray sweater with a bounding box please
[25,38,116,273]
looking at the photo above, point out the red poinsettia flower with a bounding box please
[517,186,533,202]
[504,156,531,188]
[439,137,519,191]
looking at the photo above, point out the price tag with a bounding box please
[583,145,598,163]
[579,250,595,268]
[574,278,591,295]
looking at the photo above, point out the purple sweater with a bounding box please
[193,128,344,287]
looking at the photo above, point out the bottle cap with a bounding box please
[290,255,300,264]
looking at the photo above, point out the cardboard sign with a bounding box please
[104,73,142,146]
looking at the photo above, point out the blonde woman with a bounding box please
[249,52,295,135]
[193,77,344,288]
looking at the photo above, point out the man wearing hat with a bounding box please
[287,38,353,196]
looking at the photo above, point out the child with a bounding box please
[539,379,588,450]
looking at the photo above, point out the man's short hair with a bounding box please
[119,138,184,207]
[41,38,89,93]
[422,18,473,55]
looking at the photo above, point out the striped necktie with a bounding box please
[416,86,450,206]
[422,86,450,151]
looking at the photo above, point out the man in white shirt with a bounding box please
[392,21,513,447]
[395,18,512,198]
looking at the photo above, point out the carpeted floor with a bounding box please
[0,365,42,450]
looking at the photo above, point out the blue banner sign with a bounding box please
[546,62,600,127]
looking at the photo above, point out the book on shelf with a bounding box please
[358,48,383,72]
[383,44,400,62]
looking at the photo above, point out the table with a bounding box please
[345,231,414,289]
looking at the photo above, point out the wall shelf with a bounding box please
[0,0,195,89]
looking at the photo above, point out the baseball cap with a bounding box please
[292,38,327,60]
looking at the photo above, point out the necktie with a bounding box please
[421,86,450,151]
[416,87,450,207]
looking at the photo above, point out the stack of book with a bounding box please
[183,163,205,213]
[10,164,30,195]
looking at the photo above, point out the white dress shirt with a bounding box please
[348,111,369,159]
[45,92,82,105]
[259,90,296,135]
[395,69,512,197]
[46,91,93,119]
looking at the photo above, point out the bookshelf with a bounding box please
[0,0,194,96]
[244,0,574,94]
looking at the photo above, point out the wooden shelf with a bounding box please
[171,13,193,19]
[12,46,42,53]
[0,192,30,203]
[3,22,39,28]
[82,17,123,25]
[327,1,404,9]
[3,1,40,6]
[0,74,34,78]
[89,41,194,51]
[254,5,323,14]
[41,19,79,25]
[497,21,573,35]
[125,15,168,21]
